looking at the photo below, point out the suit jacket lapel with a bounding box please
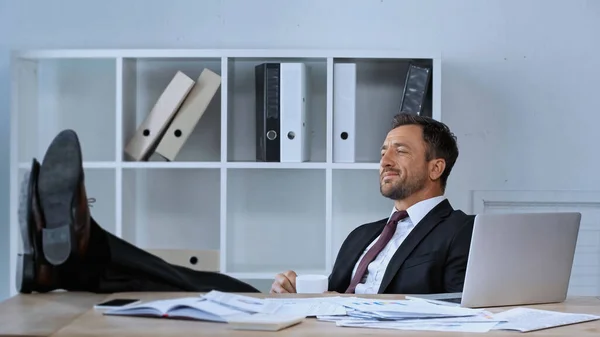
[377,199,453,293]
[336,219,387,290]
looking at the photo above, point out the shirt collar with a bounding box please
[389,196,447,227]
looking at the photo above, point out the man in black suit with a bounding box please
[16,112,472,296]
[270,113,474,295]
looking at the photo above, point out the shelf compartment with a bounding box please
[332,57,435,163]
[15,58,117,163]
[226,57,327,163]
[145,248,220,273]
[331,169,393,261]
[83,168,117,236]
[120,57,222,163]
[225,168,326,273]
[231,279,275,293]
[121,168,221,251]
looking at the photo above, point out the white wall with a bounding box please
[1,0,599,300]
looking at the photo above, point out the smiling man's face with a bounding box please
[379,124,430,201]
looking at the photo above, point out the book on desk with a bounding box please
[101,295,305,331]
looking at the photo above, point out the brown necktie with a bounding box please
[345,210,409,294]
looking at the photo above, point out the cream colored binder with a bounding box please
[155,68,221,161]
[124,71,195,161]
[145,249,219,272]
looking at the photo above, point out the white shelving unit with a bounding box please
[9,49,441,295]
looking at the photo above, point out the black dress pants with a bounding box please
[66,219,260,294]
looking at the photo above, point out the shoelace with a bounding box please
[20,170,97,208]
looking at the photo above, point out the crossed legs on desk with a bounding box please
[16,129,260,294]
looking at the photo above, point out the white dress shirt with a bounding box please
[351,196,447,294]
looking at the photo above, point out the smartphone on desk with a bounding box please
[94,298,141,310]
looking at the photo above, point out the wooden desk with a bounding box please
[1,292,599,336]
[0,291,105,337]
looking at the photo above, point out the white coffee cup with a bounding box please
[295,274,328,294]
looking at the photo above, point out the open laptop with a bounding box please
[407,212,582,308]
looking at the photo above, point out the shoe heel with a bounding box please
[16,253,34,294]
[42,225,75,265]
[18,166,34,255]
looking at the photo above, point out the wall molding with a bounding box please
[472,190,600,222]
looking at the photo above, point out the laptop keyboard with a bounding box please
[439,297,462,304]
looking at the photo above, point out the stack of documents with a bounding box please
[261,296,500,333]
[315,298,501,333]
[312,297,599,333]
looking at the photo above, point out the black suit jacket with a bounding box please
[328,199,475,294]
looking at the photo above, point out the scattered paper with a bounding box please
[265,296,361,304]
[336,320,500,333]
[317,315,372,323]
[201,291,281,314]
[491,307,600,332]
[342,298,484,319]
[269,301,347,317]
[264,297,350,316]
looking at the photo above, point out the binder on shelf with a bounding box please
[124,71,195,161]
[154,68,221,161]
[280,63,310,163]
[399,62,432,116]
[333,63,357,163]
[255,63,281,162]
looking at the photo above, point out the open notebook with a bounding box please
[103,295,306,331]
[103,297,251,322]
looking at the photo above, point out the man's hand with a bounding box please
[270,270,297,293]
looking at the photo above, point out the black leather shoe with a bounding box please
[16,158,59,293]
[16,159,41,293]
[37,129,91,266]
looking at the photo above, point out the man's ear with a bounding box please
[429,159,446,181]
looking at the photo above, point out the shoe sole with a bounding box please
[38,130,82,266]
[16,163,37,293]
